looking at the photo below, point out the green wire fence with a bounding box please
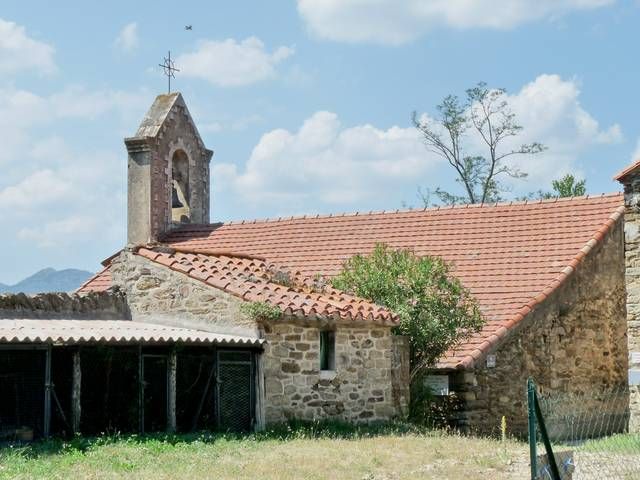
[527,378,640,479]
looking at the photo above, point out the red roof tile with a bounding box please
[614,159,640,181]
[135,247,397,324]
[80,194,625,369]
[77,267,112,294]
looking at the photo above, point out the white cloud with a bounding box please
[1,148,125,248]
[496,74,621,189]
[114,22,139,53]
[177,37,294,87]
[0,85,149,166]
[0,18,56,74]
[18,215,102,248]
[214,111,436,208]
[215,74,620,212]
[0,170,73,209]
[297,0,614,45]
[0,84,147,251]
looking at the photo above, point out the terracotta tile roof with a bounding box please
[163,194,624,368]
[135,247,397,324]
[0,319,263,346]
[614,159,640,181]
[80,194,625,369]
[77,267,112,294]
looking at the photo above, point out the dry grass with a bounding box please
[0,426,531,480]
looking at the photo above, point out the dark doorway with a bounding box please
[0,349,45,441]
[81,347,139,435]
[176,351,216,432]
[50,348,73,436]
[142,355,168,433]
[217,351,254,432]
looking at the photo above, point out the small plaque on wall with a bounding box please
[486,354,496,368]
[631,352,640,365]
[424,375,449,396]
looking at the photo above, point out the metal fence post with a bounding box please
[528,378,538,480]
[534,391,561,480]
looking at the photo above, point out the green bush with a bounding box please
[332,243,484,372]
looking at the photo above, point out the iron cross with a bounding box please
[159,51,180,93]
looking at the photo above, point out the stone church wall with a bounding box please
[261,320,408,424]
[110,251,408,425]
[110,251,259,337]
[450,219,627,436]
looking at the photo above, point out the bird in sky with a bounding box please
[185,25,192,30]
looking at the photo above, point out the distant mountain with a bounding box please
[0,268,94,294]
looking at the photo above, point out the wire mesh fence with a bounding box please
[529,380,640,479]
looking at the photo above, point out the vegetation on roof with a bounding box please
[240,301,282,322]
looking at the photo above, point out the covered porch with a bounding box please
[0,319,263,441]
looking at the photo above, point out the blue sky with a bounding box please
[1,0,639,283]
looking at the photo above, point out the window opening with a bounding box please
[320,331,336,371]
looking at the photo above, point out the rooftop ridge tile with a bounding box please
[164,192,621,228]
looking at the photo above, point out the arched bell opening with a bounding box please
[171,150,191,224]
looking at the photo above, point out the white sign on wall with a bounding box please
[486,354,497,368]
[631,351,640,365]
[424,375,449,396]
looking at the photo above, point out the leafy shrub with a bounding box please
[332,243,484,373]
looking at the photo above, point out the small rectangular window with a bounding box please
[320,330,336,371]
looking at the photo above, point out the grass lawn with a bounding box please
[0,423,532,480]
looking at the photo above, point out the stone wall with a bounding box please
[261,320,406,424]
[126,93,212,245]
[619,170,640,430]
[110,251,258,337]
[109,250,408,425]
[0,291,128,319]
[451,219,627,436]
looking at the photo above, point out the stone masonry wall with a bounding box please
[451,219,627,436]
[0,291,129,319]
[261,320,404,424]
[126,94,212,245]
[110,250,258,337]
[620,171,640,431]
[109,250,408,425]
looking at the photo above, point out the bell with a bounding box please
[172,186,183,208]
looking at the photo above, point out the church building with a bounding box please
[1,92,639,439]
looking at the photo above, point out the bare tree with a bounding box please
[412,82,545,205]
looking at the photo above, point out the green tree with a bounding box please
[522,174,587,200]
[412,82,545,205]
[547,174,586,198]
[332,244,483,376]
